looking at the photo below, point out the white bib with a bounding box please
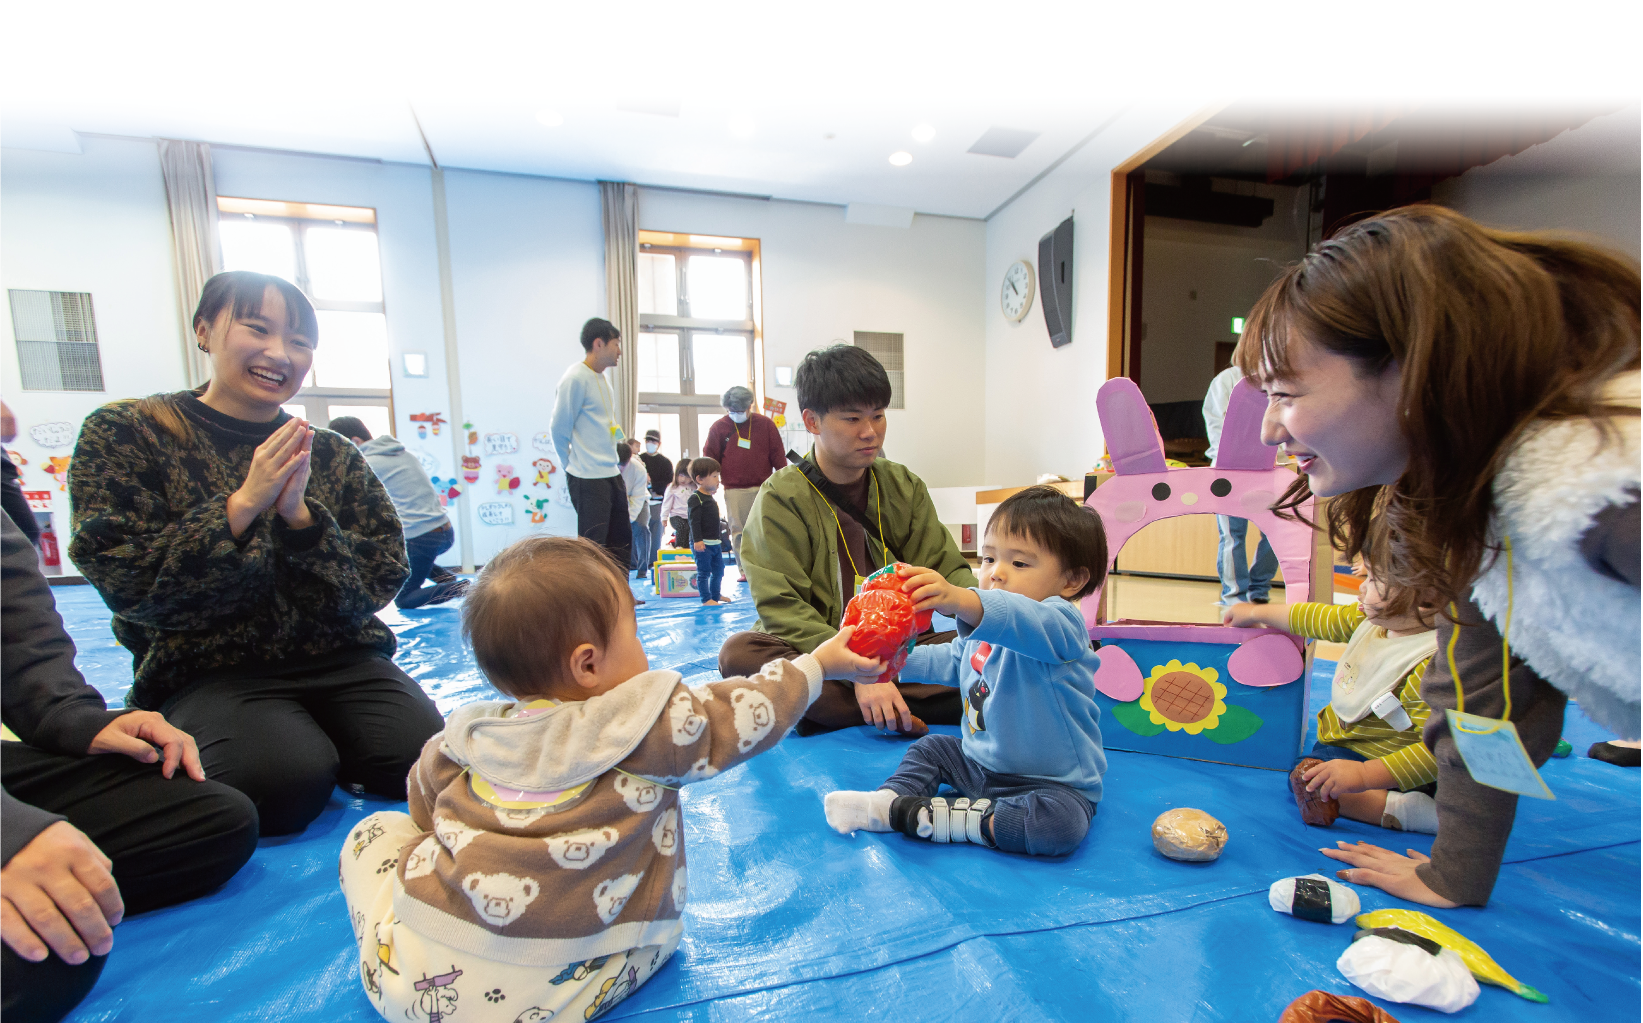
[1331,620,1437,724]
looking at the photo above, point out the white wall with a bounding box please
[441,169,604,562]
[981,103,1205,485]
[0,137,190,574]
[1432,105,1641,260]
[636,189,988,489]
[1140,183,1306,405]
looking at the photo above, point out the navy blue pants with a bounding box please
[882,734,1095,856]
[395,523,458,609]
[694,544,724,602]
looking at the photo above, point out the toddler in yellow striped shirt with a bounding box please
[1224,568,1439,833]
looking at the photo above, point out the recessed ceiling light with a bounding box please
[912,124,935,143]
[823,132,836,140]
[888,151,913,167]
[728,116,756,139]
[536,109,564,127]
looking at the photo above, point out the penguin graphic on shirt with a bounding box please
[964,643,992,734]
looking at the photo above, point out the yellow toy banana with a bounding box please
[1355,909,1547,1002]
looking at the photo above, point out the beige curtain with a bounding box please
[600,181,639,438]
[159,139,222,388]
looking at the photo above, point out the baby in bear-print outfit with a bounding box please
[338,535,880,1022]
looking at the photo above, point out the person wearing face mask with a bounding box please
[636,430,672,580]
[65,272,439,840]
[702,385,786,583]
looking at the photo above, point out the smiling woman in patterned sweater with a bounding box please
[67,271,441,837]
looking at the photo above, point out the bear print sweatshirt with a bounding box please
[391,655,824,966]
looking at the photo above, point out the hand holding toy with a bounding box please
[841,563,930,684]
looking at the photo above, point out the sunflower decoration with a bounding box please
[1110,659,1263,744]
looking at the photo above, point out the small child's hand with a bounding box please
[813,626,885,683]
[898,564,981,625]
[1302,759,1369,800]
[693,541,705,552]
[1222,602,1261,628]
[853,678,913,733]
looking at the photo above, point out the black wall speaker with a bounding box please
[1038,215,1074,348]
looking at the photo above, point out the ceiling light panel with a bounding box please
[966,126,1041,159]
[912,123,935,143]
[888,151,913,166]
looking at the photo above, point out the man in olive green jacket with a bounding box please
[719,345,975,736]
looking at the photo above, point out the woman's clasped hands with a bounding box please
[226,417,315,537]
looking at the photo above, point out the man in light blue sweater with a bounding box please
[823,486,1109,856]
[550,318,632,573]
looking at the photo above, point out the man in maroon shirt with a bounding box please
[702,385,787,582]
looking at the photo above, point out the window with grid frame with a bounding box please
[852,331,905,410]
[9,290,105,392]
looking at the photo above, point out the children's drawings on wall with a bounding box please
[525,495,550,524]
[431,476,463,507]
[28,423,75,448]
[531,457,556,488]
[477,501,514,526]
[461,455,482,485]
[44,456,70,491]
[409,412,447,439]
[413,450,439,476]
[531,431,555,453]
[483,433,519,456]
[463,421,479,448]
[494,464,521,493]
[762,398,787,430]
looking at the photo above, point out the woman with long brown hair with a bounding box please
[67,271,442,836]
[1237,205,1639,908]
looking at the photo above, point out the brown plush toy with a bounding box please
[1290,758,1341,826]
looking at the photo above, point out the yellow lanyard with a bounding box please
[1447,535,1514,731]
[801,464,885,584]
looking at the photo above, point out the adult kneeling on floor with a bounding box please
[67,271,442,837]
[3,512,259,1023]
[720,344,976,736]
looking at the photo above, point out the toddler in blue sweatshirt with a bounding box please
[823,485,1109,856]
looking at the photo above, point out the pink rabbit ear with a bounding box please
[1097,377,1167,475]
[1214,377,1277,471]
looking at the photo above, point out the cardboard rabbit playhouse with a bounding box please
[1082,377,1332,771]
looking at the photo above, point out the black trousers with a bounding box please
[0,743,259,1023]
[567,473,632,569]
[162,656,443,837]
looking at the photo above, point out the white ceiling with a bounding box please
[3,1,1633,220]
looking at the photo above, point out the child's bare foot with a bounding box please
[824,789,897,834]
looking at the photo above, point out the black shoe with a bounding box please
[429,566,458,584]
[1588,741,1641,767]
[423,580,470,606]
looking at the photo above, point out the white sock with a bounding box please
[823,789,897,834]
[1382,790,1439,834]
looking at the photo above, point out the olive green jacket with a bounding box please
[741,455,976,654]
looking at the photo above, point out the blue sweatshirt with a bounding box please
[900,589,1107,803]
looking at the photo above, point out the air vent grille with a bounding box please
[852,331,905,410]
[10,290,105,391]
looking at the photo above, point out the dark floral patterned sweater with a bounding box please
[68,392,408,710]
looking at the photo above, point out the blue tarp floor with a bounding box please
[53,577,1640,1022]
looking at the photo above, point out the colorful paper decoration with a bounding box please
[476,501,514,526]
[531,431,555,453]
[408,412,446,439]
[483,432,519,456]
[44,455,70,491]
[460,455,482,485]
[531,457,556,488]
[430,476,462,507]
[23,490,51,513]
[1083,377,1319,770]
[763,397,788,430]
[524,495,550,524]
[27,422,75,448]
[494,463,521,493]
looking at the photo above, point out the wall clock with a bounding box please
[1001,259,1035,322]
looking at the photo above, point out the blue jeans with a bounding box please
[1216,515,1277,603]
[395,523,460,609]
[882,734,1096,856]
[630,513,651,574]
[1305,741,1368,764]
[693,545,724,602]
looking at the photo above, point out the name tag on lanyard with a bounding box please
[738,437,752,449]
[1446,710,1555,800]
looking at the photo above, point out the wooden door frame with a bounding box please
[1104,106,1226,382]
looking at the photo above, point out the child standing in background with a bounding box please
[823,486,1110,856]
[661,461,694,548]
[688,457,727,606]
[338,536,881,1023]
[1224,567,1440,833]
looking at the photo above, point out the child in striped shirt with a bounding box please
[1224,568,1439,833]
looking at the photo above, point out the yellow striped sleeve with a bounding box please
[1288,602,1364,644]
[1315,657,1438,790]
